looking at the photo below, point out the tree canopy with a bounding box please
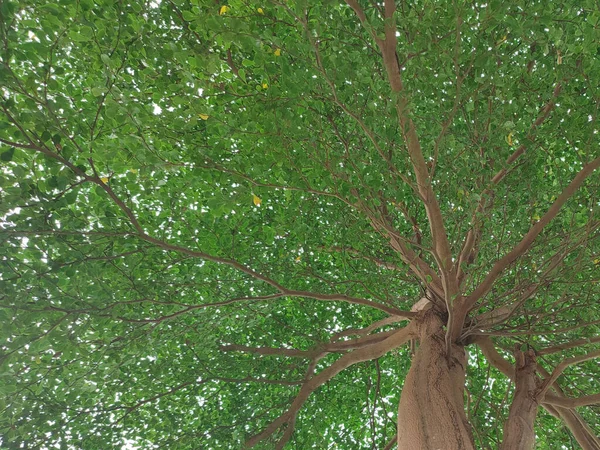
[1,0,599,448]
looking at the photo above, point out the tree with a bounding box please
[1,0,599,448]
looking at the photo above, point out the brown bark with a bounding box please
[500,348,539,450]
[553,407,600,450]
[475,336,600,450]
[397,310,474,449]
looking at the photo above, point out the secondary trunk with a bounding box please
[500,348,539,450]
[397,310,474,449]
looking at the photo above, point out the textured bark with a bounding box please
[397,310,474,449]
[475,336,600,450]
[500,348,539,450]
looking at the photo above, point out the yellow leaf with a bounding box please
[252,194,262,206]
[219,5,230,15]
[295,256,301,262]
[594,258,600,265]
[532,214,541,221]
[100,177,109,183]
[262,82,268,89]
[274,48,281,57]
[506,131,513,146]
[199,114,209,120]
[129,169,138,174]
[257,7,264,14]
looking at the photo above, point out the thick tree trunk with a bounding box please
[397,310,474,449]
[500,348,539,450]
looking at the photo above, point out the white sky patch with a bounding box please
[27,30,40,42]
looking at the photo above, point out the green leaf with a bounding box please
[2,3,599,449]
[182,10,196,21]
[91,87,106,97]
[0,147,15,161]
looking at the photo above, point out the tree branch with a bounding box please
[551,407,600,450]
[475,336,600,449]
[544,393,600,408]
[2,132,413,317]
[379,9,455,284]
[220,344,316,359]
[538,335,600,355]
[457,84,563,281]
[344,0,382,45]
[345,0,454,303]
[246,323,416,447]
[499,347,539,450]
[452,157,600,344]
[383,434,398,450]
[303,13,442,292]
[221,329,399,360]
[465,157,600,309]
[332,315,409,341]
[537,348,600,400]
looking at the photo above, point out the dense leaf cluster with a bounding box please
[1,0,599,448]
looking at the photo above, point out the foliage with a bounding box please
[0,0,599,448]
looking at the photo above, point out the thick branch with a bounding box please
[552,408,600,450]
[538,335,600,355]
[220,344,316,359]
[329,329,399,351]
[544,393,600,408]
[332,315,408,341]
[303,14,441,293]
[473,336,513,378]
[465,157,600,309]
[344,0,376,41]
[379,10,454,280]
[500,348,539,450]
[222,329,399,360]
[457,84,563,280]
[3,114,414,318]
[246,323,416,447]
[455,157,600,339]
[475,336,600,450]
[345,0,454,298]
[538,348,600,399]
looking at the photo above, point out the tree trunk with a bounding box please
[397,310,474,449]
[500,348,539,450]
